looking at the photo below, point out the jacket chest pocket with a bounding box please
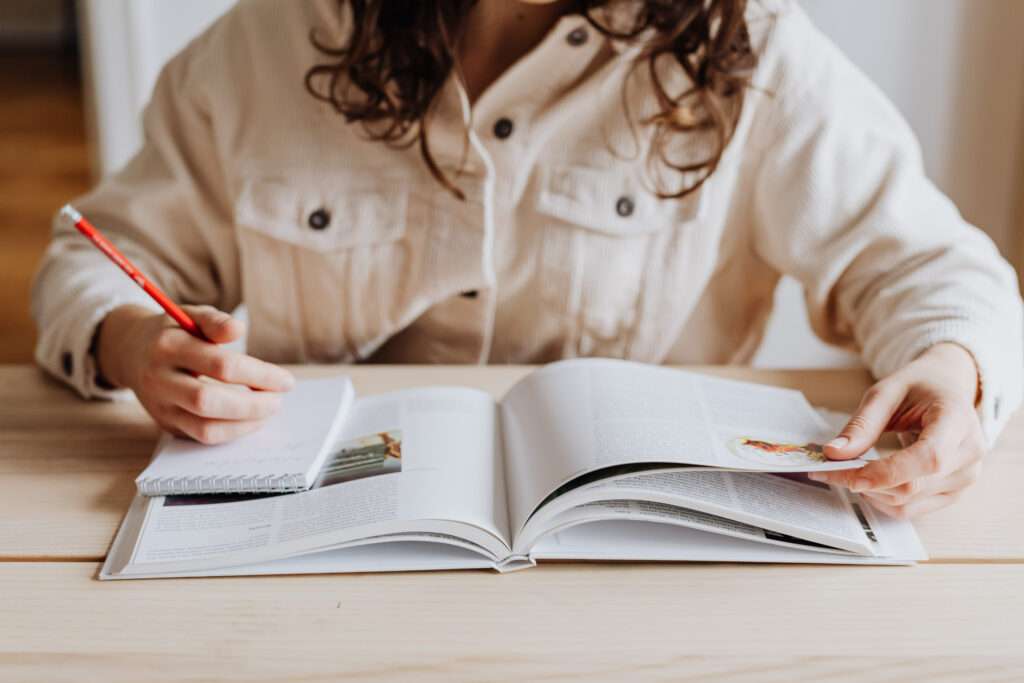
[535,164,706,358]
[234,174,416,363]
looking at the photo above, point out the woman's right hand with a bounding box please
[95,304,295,444]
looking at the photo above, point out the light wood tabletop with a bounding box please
[2,364,1022,682]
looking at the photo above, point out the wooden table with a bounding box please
[2,364,1022,681]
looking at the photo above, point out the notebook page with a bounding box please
[136,376,354,493]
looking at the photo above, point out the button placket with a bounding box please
[464,16,605,362]
[469,16,600,150]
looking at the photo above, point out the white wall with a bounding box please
[801,0,1024,256]
[78,0,236,177]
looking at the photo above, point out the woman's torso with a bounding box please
[192,0,793,366]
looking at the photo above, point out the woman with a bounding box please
[32,0,1023,518]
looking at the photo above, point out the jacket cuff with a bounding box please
[865,319,1022,447]
[35,290,162,401]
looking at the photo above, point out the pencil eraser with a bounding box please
[59,204,83,225]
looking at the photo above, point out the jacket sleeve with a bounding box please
[749,5,1023,444]
[31,31,241,400]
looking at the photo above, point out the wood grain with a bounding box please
[2,364,1023,681]
[1,562,1022,682]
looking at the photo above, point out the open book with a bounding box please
[101,359,926,579]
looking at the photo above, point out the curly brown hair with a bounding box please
[305,0,756,200]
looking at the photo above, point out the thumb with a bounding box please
[825,381,903,461]
[182,305,245,344]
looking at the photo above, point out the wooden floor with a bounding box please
[0,49,91,363]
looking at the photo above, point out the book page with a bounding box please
[516,469,871,554]
[500,359,870,534]
[105,541,497,579]
[529,515,926,565]
[524,499,858,557]
[334,387,510,544]
[112,387,511,575]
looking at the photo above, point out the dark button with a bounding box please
[615,195,635,217]
[61,351,73,377]
[308,207,331,231]
[567,27,589,46]
[460,290,479,299]
[493,117,514,140]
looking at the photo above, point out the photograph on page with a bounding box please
[695,373,874,472]
[315,429,403,487]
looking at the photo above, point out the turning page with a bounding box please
[515,469,874,555]
[500,359,872,535]
[529,499,927,566]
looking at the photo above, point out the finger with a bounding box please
[161,371,284,420]
[824,380,904,461]
[851,403,971,491]
[862,461,980,506]
[165,426,190,440]
[173,341,295,392]
[181,305,246,344]
[168,407,268,445]
[863,490,961,520]
[817,401,970,491]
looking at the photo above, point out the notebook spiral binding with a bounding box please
[136,473,308,496]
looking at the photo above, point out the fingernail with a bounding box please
[826,436,849,450]
[807,472,824,482]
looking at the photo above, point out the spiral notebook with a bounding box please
[135,376,355,496]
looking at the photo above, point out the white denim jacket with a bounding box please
[32,0,1023,442]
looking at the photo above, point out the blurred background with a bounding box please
[2,0,1023,365]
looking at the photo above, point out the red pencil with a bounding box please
[60,204,210,342]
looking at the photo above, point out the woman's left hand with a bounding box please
[808,342,985,519]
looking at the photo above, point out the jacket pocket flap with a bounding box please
[535,164,705,236]
[235,175,408,251]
